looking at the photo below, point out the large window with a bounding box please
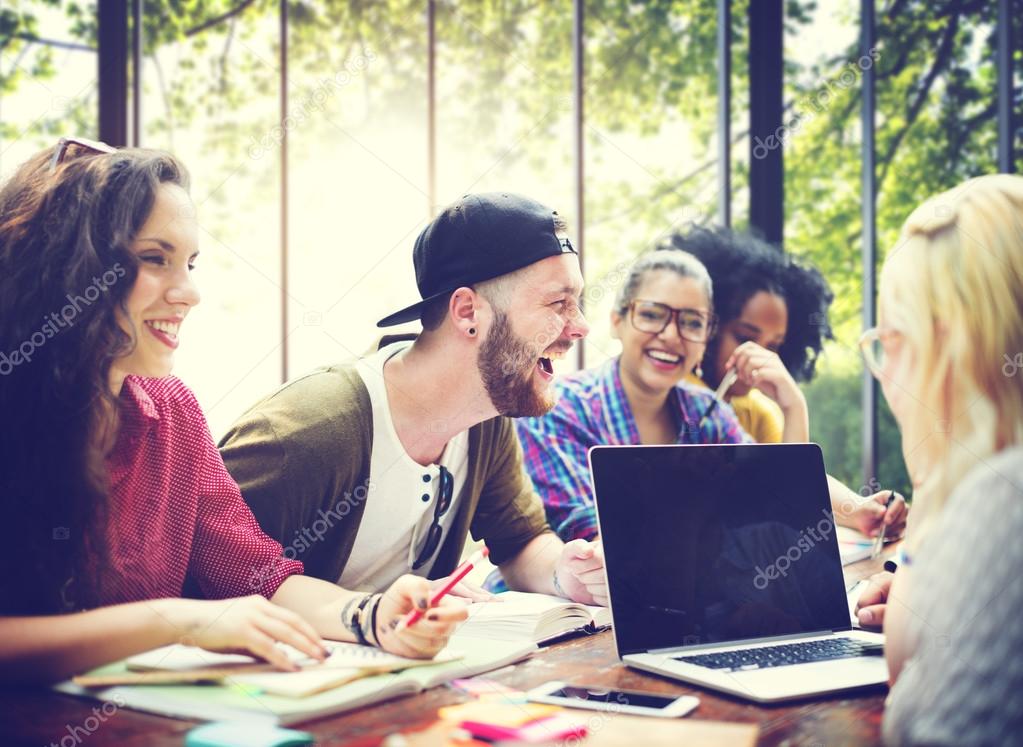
[0,2,97,177]
[3,0,1019,486]
[140,9,284,436]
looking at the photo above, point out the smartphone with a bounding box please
[526,681,699,718]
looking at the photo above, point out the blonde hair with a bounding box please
[879,174,1023,550]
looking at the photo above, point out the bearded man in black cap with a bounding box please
[220,193,605,658]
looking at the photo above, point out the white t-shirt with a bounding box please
[340,341,469,591]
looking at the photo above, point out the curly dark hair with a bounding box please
[662,226,834,384]
[0,144,188,614]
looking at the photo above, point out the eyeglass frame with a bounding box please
[858,326,902,378]
[412,465,455,571]
[625,299,718,343]
[48,136,117,172]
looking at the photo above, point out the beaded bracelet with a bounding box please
[553,567,568,598]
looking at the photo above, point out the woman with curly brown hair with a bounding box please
[0,140,465,683]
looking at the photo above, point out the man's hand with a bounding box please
[855,571,893,629]
[554,539,608,606]
[430,575,495,603]
[375,575,468,658]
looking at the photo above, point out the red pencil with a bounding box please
[398,546,489,630]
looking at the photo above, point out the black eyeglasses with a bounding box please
[48,136,116,172]
[627,300,717,343]
[412,465,454,571]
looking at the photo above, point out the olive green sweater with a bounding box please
[218,361,551,584]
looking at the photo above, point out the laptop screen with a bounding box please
[590,444,851,656]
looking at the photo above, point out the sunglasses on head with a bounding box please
[48,136,117,172]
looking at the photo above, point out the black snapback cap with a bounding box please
[377,192,576,328]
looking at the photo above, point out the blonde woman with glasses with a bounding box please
[853,174,1023,745]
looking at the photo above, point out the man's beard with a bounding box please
[477,310,556,418]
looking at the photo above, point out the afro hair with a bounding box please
[661,225,834,383]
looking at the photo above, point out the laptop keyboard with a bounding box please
[674,637,883,672]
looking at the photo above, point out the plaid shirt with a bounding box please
[516,357,751,542]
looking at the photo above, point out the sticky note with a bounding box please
[436,701,559,727]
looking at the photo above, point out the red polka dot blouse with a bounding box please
[99,376,303,604]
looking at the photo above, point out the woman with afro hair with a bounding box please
[669,225,906,536]
[666,225,834,442]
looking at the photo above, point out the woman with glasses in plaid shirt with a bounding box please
[0,141,464,683]
[515,246,906,546]
[514,249,759,543]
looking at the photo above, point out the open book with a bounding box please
[56,635,534,726]
[456,591,611,645]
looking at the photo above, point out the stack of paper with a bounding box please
[58,635,536,725]
[117,641,458,697]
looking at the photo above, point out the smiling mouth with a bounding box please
[646,349,683,367]
[536,346,570,379]
[144,319,181,348]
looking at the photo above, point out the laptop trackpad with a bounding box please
[734,657,888,699]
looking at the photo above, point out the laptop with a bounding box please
[589,443,887,703]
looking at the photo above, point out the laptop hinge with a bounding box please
[646,629,837,656]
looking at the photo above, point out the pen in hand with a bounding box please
[871,490,896,559]
[396,546,488,632]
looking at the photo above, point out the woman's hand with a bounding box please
[725,341,805,413]
[725,341,809,442]
[855,571,893,629]
[374,575,469,659]
[845,490,908,538]
[165,595,328,671]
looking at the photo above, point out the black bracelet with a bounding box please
[344,594,373,646]
[365,593,382,647]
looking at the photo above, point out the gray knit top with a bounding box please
[883,446,1023,746]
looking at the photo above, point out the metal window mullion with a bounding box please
[98,0,129,146]
[996,0,1016,173]
[717,0,731,227]
[573,0,585,370]
[428,0,437,217]
[280,0,289,383]
[860,0,879,486]
[131,0,142,146]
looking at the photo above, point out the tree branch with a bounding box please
[185,0,259,37]
[217,15,237,94]
[948,98,997,156]
[876,3,961,188]
[10,33,94,52]
[149,52,175,153]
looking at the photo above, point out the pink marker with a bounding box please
[398,546,489,630]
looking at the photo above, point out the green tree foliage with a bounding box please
[1,0,1018,493]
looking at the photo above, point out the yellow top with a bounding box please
[686,374,784,444]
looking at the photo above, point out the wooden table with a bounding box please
[0,553,893,747]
